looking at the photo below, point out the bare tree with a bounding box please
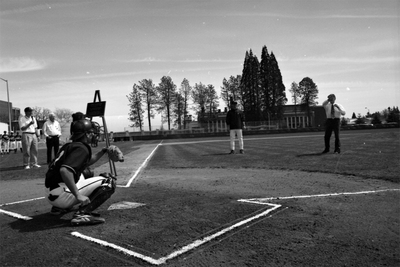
[180,78,192,129]
[289,81,301,119]
[138,79,157,132]
[221,75,241,109]
[54,108,74,127]
[156,76,176,130]
[32,106,52,120]
[191,82,208,122]
[206,84,219,116]
[127,84,144,130]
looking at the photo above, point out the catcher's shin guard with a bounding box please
[80,176,116,213]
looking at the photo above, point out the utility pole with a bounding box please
[0,78,11,132]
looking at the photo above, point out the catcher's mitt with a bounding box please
[106,145,124,162]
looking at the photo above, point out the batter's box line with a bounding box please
[238,188,400,203]
[71,202,282,265]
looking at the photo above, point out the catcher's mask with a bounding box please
[70,119,94,141]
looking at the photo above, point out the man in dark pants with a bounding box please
[322,94,346,154]
[42,113,62,164]
[226,101,246,154]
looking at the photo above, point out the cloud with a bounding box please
[0,2,93,16]
[0,57,47,73]
[280,56,399,65]
[122,57,241,63]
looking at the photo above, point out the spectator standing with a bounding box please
[322,94,346,154]
[9,131,16,153]
[226,101,246,154]
[1,131,10,154]
[43,113,62,164]
[15,131,22,152]
[18,107,40,169]
[0,133,3,155]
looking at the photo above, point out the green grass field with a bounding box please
[149,128,400,183]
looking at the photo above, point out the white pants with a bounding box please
[9,141,16,150]
[45,174,106,209]
[22,133,38,165]
[2,141,9,152]
[16,141,22,150]
[229,129,244,150]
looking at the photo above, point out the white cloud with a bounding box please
[122,57,241,63]
[280,56,399,65]
[0,57,47,73]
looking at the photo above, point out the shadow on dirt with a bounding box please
[0,166,27,171]
[9,213,72,232]
[296,152,325,157]
[202,152,235,156]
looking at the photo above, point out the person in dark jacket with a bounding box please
[226,101,246,154]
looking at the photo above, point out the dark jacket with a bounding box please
[226,109,245,129]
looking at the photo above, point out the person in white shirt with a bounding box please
[322,94,346,154]
[43,113,62,164]
[18,107,40,169]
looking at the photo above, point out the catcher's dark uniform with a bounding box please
[45,142,108,209]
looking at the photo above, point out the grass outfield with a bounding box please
[149,128,400,183]
[1,128,398,183]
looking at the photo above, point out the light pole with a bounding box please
[0,78,12,133]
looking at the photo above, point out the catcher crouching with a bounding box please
[44,118,123,226]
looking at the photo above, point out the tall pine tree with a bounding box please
[240,49,261,121]
[269,52,287,119]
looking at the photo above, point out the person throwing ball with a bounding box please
[322,94,346,154]
[45,118,120,226]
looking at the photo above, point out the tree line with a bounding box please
[350,106,400,125]
[127,45,322,130]
[127,77,219,131]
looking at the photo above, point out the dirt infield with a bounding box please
[0,129,399,266]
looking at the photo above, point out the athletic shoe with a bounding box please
[71,212,105,226]
[229,150,235,154]
[24,165,30,169]
[31,164,41,168]
[50,206,70,216]
[240,149,244,154]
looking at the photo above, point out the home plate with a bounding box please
[108,201,145,210]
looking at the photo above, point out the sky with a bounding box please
[0,0,399,132]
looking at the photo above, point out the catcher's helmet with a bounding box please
[70,119,93,140]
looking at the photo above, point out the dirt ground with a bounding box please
[1,132,399,266]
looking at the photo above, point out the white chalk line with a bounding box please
[0,196,45,207]
[0,141,163,219]
[0,197,46,220]
[238,188,400,203]
[161,132,367,146]
[72,202,281,265]
[118,141,163,188]
[0,208,32,220]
